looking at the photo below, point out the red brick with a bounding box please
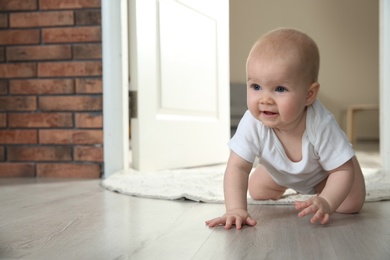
[0,163,35,177]
[37,163,100,178]
[39,96,102,111]
[0,14,7,28]
[0,30,40,45]
[9,113,73,128]
[0,113,6,128]
[38,61,102,77]
[0,0,37,11]
[39,129,103,144]
[0,96,37,111]
[8,146,72,161]
[0,63,37,78]
[10,79,74,95]
[0,81,8,95]
[39,0,101,10]
[42,27,101,43]
[0,146,4,161]
[75,112,102,128]
[0,130,37,144]
[7,45,72,61]
[74,145,103,162]
[75,78,102,93]
[73,44,102,60]
[75,10,101,25]
[10,11,73,28]
[0,47,4,62]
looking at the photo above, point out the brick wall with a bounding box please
[0,0,103,178]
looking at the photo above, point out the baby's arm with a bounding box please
[295,159,354,224]
[206,151,257,229]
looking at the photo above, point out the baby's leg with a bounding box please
[336,156,366,213]
[315,156,366,213]
[248,164,287,200]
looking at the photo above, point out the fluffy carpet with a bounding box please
[101,164,390,204]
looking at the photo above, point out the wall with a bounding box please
[230,0,379,140]
[0,0,103,177]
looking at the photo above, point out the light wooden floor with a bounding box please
[1,178,390,260]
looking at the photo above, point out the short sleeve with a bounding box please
[314,116,355,171]
[228,111,262,163]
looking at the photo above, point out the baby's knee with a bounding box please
[337,203,363,214]
[248,167,286,200]
[336,193,365,214]
[248,185,284,201]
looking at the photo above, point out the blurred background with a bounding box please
[229,0,379,142]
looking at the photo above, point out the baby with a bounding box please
[206,28,366,229]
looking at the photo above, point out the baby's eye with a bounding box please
[252,84,261,91]
[275,86,286,92]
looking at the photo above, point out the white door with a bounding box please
[129,0,230,171]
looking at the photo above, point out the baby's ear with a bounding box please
[306,82,320,106]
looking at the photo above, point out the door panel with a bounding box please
[130,0,230,171]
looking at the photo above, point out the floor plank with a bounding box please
[0,178,389,260]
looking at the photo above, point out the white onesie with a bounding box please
[228,100,354,194]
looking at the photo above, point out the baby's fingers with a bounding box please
[294,200,313,210]
[225,216,245,230]
[310,210,330,225]
[298,205,318,218]
[295,200,316,218]
[245,216,257,227]
[206,213,256,230]
[206,216,242,229]
[205,217,226,228]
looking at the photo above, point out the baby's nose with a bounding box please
[260,94,274,104]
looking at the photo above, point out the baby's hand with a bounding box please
[205,209,257,230]
[295,196,332,224]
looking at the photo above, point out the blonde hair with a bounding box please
[248,28,320,83]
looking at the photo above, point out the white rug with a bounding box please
[101,164,390,204]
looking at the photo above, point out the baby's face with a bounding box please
[246,53,313,131]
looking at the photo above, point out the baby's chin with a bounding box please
[258,119,278,129]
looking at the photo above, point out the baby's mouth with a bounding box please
[263,111,277,116]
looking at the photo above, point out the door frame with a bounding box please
[102,0,129,177]
[102,0,390,178]
[380,0,390,173]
